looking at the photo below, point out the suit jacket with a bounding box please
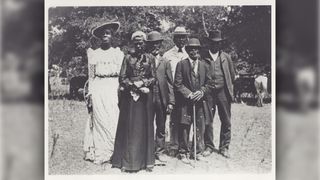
[155,56,175,108]
[174,58,214,125]
[202,50,237,100]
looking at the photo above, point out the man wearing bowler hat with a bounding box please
[146,31,175,162]
[163,26,190,77]
[174,38,213,163]
[201,30,237,158]
[163,26,189,157]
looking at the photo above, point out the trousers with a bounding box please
[153,93,167,154]
[204,87,232,151]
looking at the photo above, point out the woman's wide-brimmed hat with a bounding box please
[207,30,226,42]
[92,22,120,38]
[146,31,163,42]
[185,38,201,48]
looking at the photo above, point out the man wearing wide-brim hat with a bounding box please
[164,26,190,77]
[201,30,237,158]
[146,31,175,163]
[163,26,190,157]
[174,38,214,163]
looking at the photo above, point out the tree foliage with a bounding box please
[48,6,271,77]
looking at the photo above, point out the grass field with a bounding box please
[48,96,272,174]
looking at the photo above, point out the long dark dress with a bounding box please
[111,53,156,171]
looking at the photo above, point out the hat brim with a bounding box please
[145,39,164,42]
[185,45,201,48]
[173,32,190,35]
[207,37,226,42]
[92,22,120,38]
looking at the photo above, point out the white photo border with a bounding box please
[45,0,276,179]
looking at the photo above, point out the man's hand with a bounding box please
[191,91,202,99]
[191,90,204,102]
[166,104,174,114]
[134,81,144,88]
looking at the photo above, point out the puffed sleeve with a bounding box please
[113,47,124,76]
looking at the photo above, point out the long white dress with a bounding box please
[83,47,124,164]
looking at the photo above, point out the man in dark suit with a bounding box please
[174,38,213,163]
[202,30,237,158]
[146,31,175,162]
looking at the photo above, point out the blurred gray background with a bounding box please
[0,0,319,180]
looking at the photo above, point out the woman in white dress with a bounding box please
[83,22,124,164]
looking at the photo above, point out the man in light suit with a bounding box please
[202,30,237,158]
[146,31,175,162]
[163,26,189,157]
[174,38,213,163]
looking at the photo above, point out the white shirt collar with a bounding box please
[155,54,161,65]
[189,58,199,74]
[174,46,185,53]
[209,50,219,62]
[188,58,199,66]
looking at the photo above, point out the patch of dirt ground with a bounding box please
[48,100,272,174]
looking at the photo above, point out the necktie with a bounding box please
[192,60,197,75]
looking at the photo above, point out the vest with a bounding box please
[191,63,201,91]
[213,58,225,89]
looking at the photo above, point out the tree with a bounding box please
[48,6,271,77]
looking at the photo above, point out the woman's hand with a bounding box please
[133,81,144,88]
[140,87,150,93]
[86,94,93,113]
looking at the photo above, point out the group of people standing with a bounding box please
[83,21,237,173]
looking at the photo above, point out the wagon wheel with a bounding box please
[83,80,90,104]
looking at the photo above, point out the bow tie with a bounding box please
[178,48,183,53]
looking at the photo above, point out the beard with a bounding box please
[188,52,199,60]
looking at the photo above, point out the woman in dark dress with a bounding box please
[111,31,156,172]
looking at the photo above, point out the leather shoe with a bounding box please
[120,167,126,173]
[189,154,204,161]
[146,167,153,172]
[189,154,197,160]
[179,153,190,164]
[156,154,168,163]
[202,148,214,157]
[168,149,179,157]
[219,149,230,158]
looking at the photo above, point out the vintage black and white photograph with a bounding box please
[46,2,274,178]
